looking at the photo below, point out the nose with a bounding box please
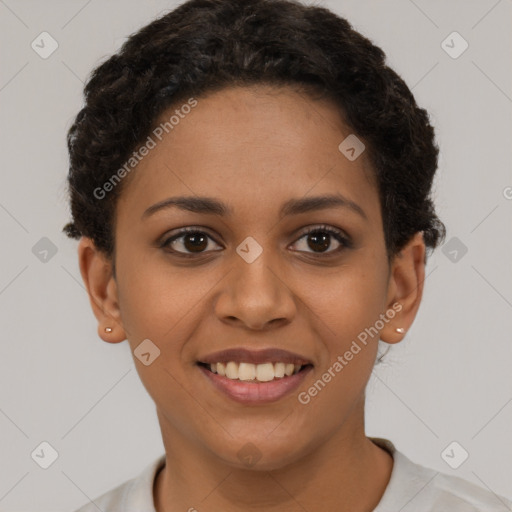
[214,251,297,331]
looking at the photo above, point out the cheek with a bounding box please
[116,254,205,340]
[305,263,389,346]
[295,268,387,420]
[115,260,206,422]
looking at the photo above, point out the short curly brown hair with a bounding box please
[62,0,446,264]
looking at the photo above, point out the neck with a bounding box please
[153,405,393,512]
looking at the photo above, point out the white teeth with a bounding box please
[206,361,305,382]
[225,361,239,379]
[274,362,285,378]
[216,362,226,376]
[256,362,275,382]
[238,362,256,381]
[285,363,295,377]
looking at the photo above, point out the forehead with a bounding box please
[117,85,381,226]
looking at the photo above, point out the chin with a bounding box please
[211,433,309,472]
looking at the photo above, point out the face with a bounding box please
[80,85,424,470]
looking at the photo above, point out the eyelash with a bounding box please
[160,224,352,258]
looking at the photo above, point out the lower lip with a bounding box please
[198,364,313,404]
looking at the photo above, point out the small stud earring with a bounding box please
[104,327,113,333]
[395,327,405,334]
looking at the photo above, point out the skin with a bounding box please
[78,85,426,512]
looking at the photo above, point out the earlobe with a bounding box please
[77,237,127,344]
[380,232,426,344]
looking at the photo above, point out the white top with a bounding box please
[73,438,512,512]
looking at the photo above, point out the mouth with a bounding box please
[196,350,314,404]
[197,361,313,382]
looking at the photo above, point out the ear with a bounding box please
[77,237,127,343]
[380,231,426,344]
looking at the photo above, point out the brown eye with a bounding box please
[291,225,351,256]
[306,232,333,252]
[161,228,222,255]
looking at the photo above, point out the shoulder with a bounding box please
[427,470,512,511]
[72,454,165,512]
[73,479,131,512]
[371,438,512,512]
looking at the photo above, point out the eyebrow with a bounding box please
[141,194,367,221]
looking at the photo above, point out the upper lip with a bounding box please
[198,348,313,366]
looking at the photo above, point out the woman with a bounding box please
[63,0,512,510]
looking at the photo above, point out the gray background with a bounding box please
[0,0,511,510]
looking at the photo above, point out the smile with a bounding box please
[203,361,306,381]
[197,361,313,404]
